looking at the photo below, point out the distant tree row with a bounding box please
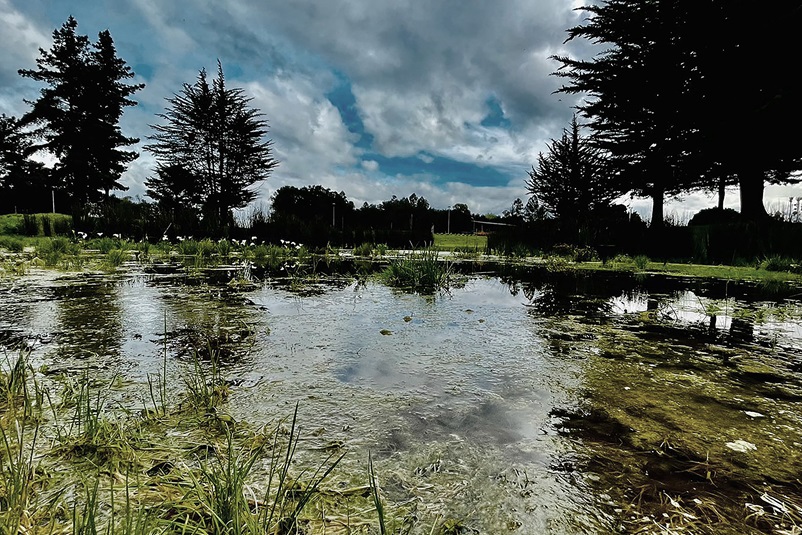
[269,186,476,237]
[530,0,802,230]
[0,17,277,233]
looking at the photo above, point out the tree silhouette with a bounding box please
[0,114,50,211]
[146,62,277,232]
[18,16,143,211]
[526,116,619,237]
[554,1,802,222]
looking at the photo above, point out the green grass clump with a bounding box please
[181,348,229,412]
[0,236,24,253]
[34,236,81,268]
[353,242,374,257]
[381,249,453,292]
[633,254,650,270]
[103,248,128,269]
[761,255,798,273]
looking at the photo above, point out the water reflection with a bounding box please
[2,266,801,533]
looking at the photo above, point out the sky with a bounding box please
[1,0,800,219]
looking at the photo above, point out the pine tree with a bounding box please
[526,116,619,232]
[554,1,802,222]
[0,115,48,206]
[18,17,143,210]
[146,62,278,232]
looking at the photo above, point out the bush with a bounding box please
[22,214,38,236]
[550,243,598,262]
[688,207,741,226]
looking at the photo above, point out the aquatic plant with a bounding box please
[103,248,128,269]
[216,238,232,259]
[181,347,229,412]
[761,255,798,273]
[177,238,200,256]
[380,249,453,292]
[353,242,374,257]
[369,452,387,535]
[189,426,263,534]
[633,254,650,270]
[254,404,345,533]
[0,420,40,533]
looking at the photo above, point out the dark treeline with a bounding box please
[23,186,483,248]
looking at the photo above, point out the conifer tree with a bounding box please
[18,16,143,210]
[146,62,278,231]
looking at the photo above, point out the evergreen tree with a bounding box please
[554,1,802,222]
[525,116,619,233]
[0,114,51,212]
[553,1,701,227]
[18,17,143,210]
[146,62,278,232]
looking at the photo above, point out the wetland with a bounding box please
[1,254,801,534]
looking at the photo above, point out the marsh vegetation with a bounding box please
[1,246,802,534]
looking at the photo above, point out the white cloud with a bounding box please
[361,160,379,172]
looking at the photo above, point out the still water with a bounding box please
[1,265,800,533]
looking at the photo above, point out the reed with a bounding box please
[181,346,229,412]
[381,249,453,292]
[0,419,40,533]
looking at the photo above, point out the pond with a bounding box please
[1,263,801,533]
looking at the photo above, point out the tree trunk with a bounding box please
[738,170,768,221]
[717,176,725,210]
[650,185,665,229]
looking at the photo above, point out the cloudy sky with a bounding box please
[1,0,799,218]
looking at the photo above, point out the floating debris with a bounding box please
[725,439,757,453]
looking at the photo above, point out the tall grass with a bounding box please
[181,346,229,412]
[0,420,40,533]
[381,249,453,292]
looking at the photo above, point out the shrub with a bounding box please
[688,207,741,226]
[22,214,38,236]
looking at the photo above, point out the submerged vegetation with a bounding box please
[0,343,388,534]
[3,235,802,533]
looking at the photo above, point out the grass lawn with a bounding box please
[433,233,487,251]
[0,212,72,237]
[573,259,802,284]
